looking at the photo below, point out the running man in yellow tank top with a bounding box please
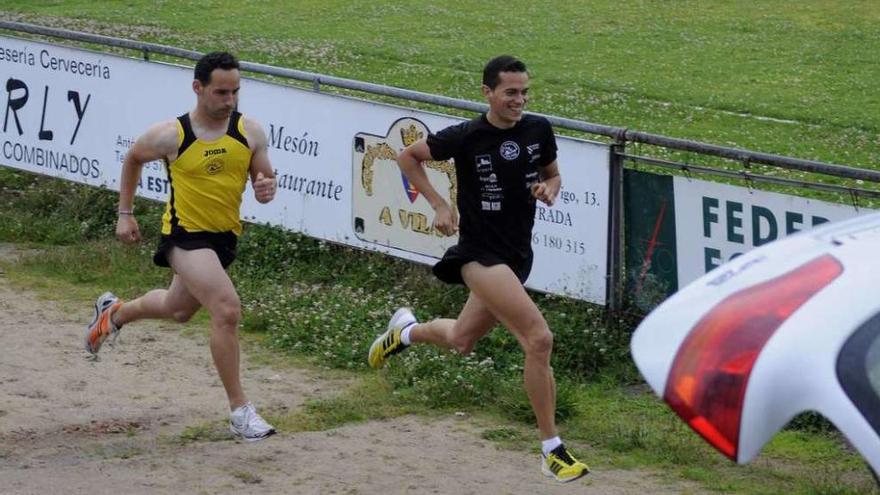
[84,52,278,441]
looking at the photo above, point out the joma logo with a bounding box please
[204,148,227,157]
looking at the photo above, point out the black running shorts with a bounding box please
[432,244,533,285]
[153,227,238,269]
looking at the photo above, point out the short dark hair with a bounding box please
[482,55,527,89]
[194,51,239,85]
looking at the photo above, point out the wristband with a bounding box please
[118,210,134,215]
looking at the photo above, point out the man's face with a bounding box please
[195,68,240,120]
[483,71,529,126]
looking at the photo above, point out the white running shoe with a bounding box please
[229,402,276,442]
[84,292,121,355]
[389,307,417,332]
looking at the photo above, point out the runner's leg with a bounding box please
[410,291,497,355]
[165,247,246,409]
[461,262,557,440]
[112,274,201,326]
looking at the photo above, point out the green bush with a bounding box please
[229,222,636,426]
[0,168,164,245]
[0,171,643,427]
[786,411,837,434]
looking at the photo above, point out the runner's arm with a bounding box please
[116,120,178,242]
[532,160,561,207]
[244,118,276,204]
[397,138,458,236]
[119,120,178,213]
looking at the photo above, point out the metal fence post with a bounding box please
[605,136,626,315]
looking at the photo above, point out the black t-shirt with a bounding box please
[427,113,558,264]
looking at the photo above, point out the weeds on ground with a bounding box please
[2,169,877,494]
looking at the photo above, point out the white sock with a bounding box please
[109,304,122,330]
[542,436,562,456]
[400,323,415,346]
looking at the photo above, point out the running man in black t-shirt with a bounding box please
[368,55,589,483]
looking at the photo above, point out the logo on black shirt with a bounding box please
[500,141,520,160]
[476,154,493,171]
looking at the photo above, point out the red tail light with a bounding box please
[663,255,843,459]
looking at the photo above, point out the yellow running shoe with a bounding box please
[368,308,416,369]
[84,292,122,355]
[542,444,590,483]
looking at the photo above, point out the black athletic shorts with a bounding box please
[432,244,533,285]
[153,227,238,269]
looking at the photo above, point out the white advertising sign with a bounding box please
[0,35,609,303]
[673,176,874,286]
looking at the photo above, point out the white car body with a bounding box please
[631,210,880,475]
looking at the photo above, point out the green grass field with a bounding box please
[3,0,879,169]
[2,2,880,493]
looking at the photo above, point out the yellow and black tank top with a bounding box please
[161,111,252,236]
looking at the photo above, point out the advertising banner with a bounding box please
[0,35,610,302]
[625,169,873,306]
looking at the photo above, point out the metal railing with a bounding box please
[2,19,878,311]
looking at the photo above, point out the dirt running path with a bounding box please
[0,250,700,495]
